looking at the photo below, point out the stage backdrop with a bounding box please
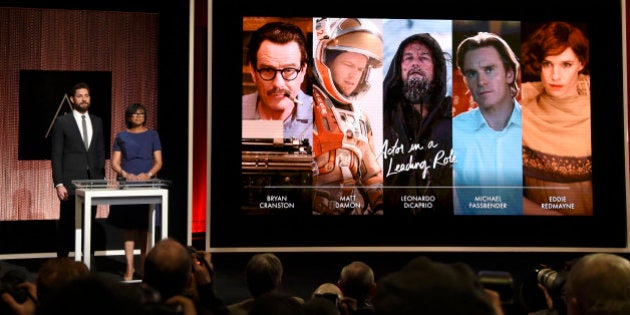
[0,7,158,220]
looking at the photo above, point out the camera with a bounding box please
[478,270,515,305]
[0,282,28,304]
[0,270,29,314]
[535,266,567,296]
[186,246,213,275]
[517,264,570,315]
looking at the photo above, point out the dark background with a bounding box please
[18,70,113,160]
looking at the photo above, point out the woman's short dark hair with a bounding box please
[124,103,147,129]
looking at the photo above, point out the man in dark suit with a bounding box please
[51,82,106,258]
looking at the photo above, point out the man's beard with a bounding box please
[74,103,90,114]
[402,77,432,104]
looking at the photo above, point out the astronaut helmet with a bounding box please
[314,18,383,105]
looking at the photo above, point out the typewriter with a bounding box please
[241,137,315,214]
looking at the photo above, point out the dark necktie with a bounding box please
[81,115,89,149]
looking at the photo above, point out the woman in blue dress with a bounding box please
[108,103,162,281]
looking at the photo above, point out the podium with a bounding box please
[72,179,170,270]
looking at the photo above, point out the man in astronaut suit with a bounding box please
[311,18,383,215]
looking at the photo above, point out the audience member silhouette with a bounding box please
[337,261,376,315]
[564,253,630,315]
[143,238,192,300]
[313,282,343,301]
[143,237,228,315]
[21,251,630,315]
[371,256,500,315]
[228,253,302,315]
[1,257,90,315]
[35,257,89,304]
[310,282,344,315]
[37,274,142,315]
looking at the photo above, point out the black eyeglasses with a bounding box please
[256,67,302,81]
[132,112,146,116]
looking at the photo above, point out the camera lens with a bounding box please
[536,268,565,294]
[536,268,557,287]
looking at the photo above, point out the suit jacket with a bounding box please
[51,112,106,195]
[227,298,254,315]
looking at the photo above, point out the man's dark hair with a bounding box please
[69,82,91,97]
[383,33,450,111]
[247,22,309,69]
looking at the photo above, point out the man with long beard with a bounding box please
[383,33,453,215]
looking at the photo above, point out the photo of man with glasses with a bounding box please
[241,18,314,215]
[242,19,313,144]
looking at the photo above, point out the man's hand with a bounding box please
[484,288,505,315]
[1,282,37,315]
[192,251,213,285]
[55,185,68,201]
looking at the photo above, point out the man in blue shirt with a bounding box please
[452,32,523,215]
